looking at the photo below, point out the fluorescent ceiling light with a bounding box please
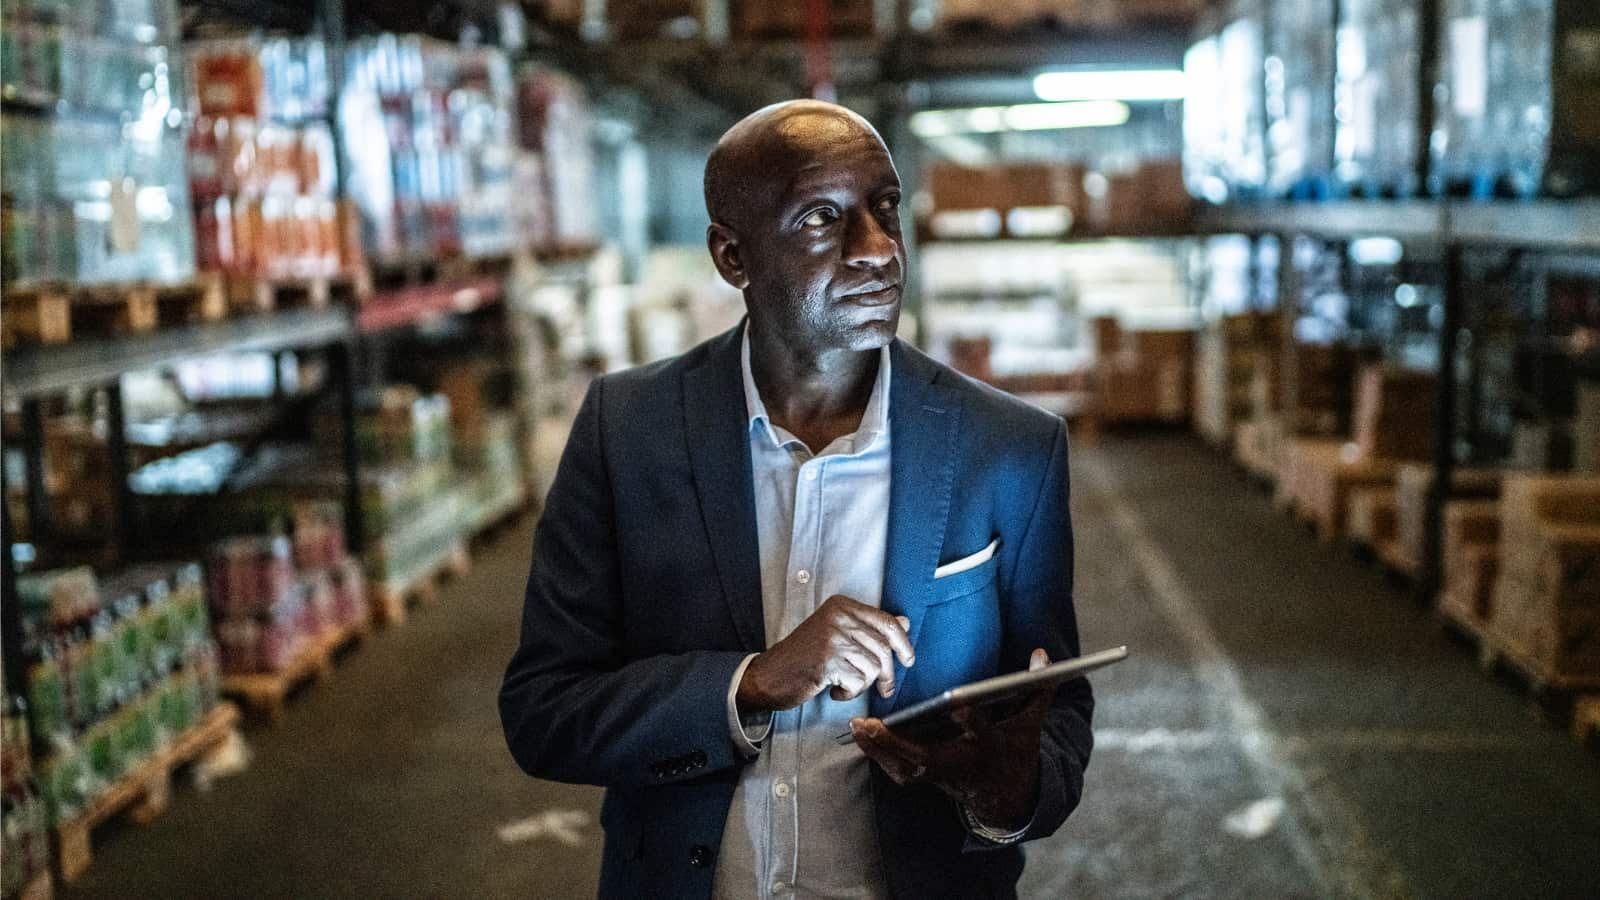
[1032,69,1187,102]
[1004,101,1129,131]
[910,101,1130,138]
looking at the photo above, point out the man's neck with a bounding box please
[749,327,881,452]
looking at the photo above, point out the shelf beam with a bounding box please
[2,308,353,401]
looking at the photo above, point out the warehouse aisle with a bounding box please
[60,434,1600,899]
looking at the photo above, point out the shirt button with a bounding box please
[773,781,791,799]
[795,570,810,584]
[803,468,818,481]
[772,882,790,895]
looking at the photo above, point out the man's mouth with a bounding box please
[840,284,901,306]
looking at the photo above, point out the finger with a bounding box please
[847,631,898,697]
[851,607,916,668]
[826,652,875,701]
[850,719,927,784]
[1030,648,1050,671]
[856,718,931,767]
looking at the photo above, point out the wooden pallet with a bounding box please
[52,703,240,883]
[2,276,227,347]
[368,540,471,628]
[367,253,517,293]
[1440,604,1600,706]
[1375,538,1420,580]
[222,269,367,314]
[16,871,52,900]
[1573,696,1600,748]
[218,619,368,723]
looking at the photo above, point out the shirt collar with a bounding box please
[740,322,892,454]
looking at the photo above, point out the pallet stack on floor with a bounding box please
[1471,476,1600,692]
[10,565,239,883]
[1276,364,1432,542]
[1093,317,1194,427]
[1194,311,1279,448]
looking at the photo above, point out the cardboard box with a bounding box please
[1352,364,1436,461]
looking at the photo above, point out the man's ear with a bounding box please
[707,222,750,290]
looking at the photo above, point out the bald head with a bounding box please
[704,100,888,230]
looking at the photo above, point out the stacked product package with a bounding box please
[346,387,472,592]
[2,678,50,895]
[0,0,197,285]
[1264,0,1336,199]
[436,360,526,531]
[205,500,366,674]
[1181,0,1267,203]
[338,36,520,264]
[516,68,598,251]
[14,564,220,826]
[186,38,360,280]
[1334,0,1423,198]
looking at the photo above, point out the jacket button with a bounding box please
[689,844,712,868]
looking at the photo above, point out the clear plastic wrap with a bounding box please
[0,0,196,286]
[1430,0,1555,198]
[1266,0,1338,199]
[1335,0,1423,197]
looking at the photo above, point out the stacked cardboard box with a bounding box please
[1351,364,1436,462]
[1437,500,1503,626]
[1095,327,1193,423]
[1389,465,1503,576]
[1287,343,1353,437]
[1194,312,1279,446]
[1276,438,1399,542]
[1233,416,1285,482]
[1577,381,1600,474]
[1487,475,1600,685]
[733,0,876,38]
[1089,160,1190,234]
[924,161,1088,232]
[1345,486,1399,549]
[605,0,703,40]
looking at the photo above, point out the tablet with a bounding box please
[834,645,1128,745]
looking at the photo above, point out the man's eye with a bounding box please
[802,209,837,227]
[878,195,901,211]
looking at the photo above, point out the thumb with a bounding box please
[1029,648,1050,671]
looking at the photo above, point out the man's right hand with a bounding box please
[737,594,915,713]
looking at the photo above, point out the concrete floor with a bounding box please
[60,433,1600,899]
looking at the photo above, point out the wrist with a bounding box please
[735,653,773,714]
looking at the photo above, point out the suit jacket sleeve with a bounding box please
[969,419,1094,850]
[499,377,751,788]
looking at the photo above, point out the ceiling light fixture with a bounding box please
[1032,69,1188,102]
[910,100,1130,138]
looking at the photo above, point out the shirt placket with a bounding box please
[771,452,821,897]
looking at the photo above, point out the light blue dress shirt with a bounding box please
[711,326,894,900]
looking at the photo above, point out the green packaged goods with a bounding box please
[115,699,157,769]
[39,749,91,825]
[82,717,121,785]
[16,566,100,628]
[157,673,196,737]
[26,649,70,747]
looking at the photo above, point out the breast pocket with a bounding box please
[916,558,1002,687]
[927,553,998,606]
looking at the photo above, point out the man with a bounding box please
[500,100,1094,899]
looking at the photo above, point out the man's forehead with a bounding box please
[776,137,899,197]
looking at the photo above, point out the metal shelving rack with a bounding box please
[1192,199,1600,595]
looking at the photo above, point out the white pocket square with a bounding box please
[934,538,999,579]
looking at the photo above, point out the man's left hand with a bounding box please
[849,648,1053,831]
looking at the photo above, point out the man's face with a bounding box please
[735,118,907,355]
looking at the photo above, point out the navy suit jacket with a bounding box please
[500,325,1094,899]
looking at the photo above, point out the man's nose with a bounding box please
[843,206,897,270]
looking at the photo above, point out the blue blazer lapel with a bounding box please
[683,325,766,652]
[874,340,962,718]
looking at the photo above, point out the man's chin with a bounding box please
[844,316,899,350]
